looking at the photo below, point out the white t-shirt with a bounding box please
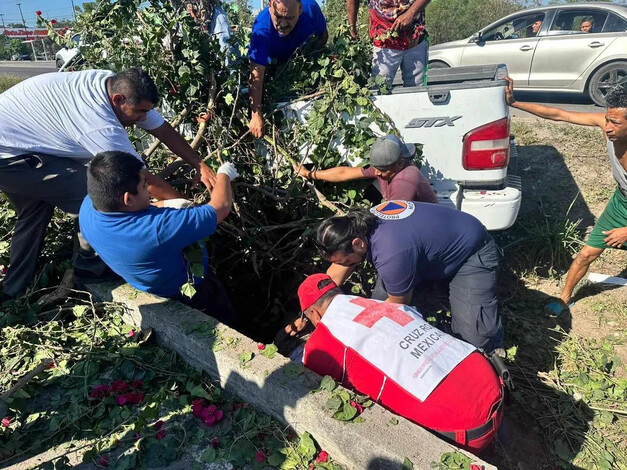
[0,70,164,162]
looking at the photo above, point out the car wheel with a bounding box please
[56,58,64,70]
[588,61,627,107]
[429,61,450,70]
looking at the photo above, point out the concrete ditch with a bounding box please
[86,281,497,470]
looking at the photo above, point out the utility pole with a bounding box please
[70,0,77,21]
[16,3,36,61]
[0,13,6,30]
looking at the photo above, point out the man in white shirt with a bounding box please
[0,68,215,298]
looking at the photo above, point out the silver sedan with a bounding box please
[428,2,627,106]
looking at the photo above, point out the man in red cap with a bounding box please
[297,273,505,453]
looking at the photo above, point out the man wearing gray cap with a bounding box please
[298,135,437,203]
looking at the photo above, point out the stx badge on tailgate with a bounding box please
[405,116,461,128]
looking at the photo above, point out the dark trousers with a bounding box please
[178,271,239,328]
[372,237,504,352]
[0,154,106,297]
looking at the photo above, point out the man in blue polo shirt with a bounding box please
[248,0,328,138]
[80,151,239,325]
[314,201,504,353]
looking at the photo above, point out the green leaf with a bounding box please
[72,305,88,317]
[325,396,342,411]
[180,282,197,299]
[389,417,399,426]
[333,402,357,421]
[260,343,278,359]
[319,376,337,392]
[297,432,317,460]
[238,351,253,365]
[201,447,216,463]
[189,384,211,399]
[284,363,306,379]
[224,93,234,105]
[267,452,285,466]
[354,416,365,423]
[190,263,204,278]
[402,457,414,470]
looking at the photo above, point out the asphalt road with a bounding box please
[0,61,57,78]
[0,61,601,114]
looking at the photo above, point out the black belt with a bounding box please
[435,393,504,443]
[0,154,43,169]
[435,352,512,444]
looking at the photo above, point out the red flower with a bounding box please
[90,384,111,399]
[200,404,224,426]
[192,399,205,418]
[1,417,11,428]
[155,429,167,440]
[211,437,219,448]
[232,402,246,410]
[110,380,127,392]
[115,394,127,406]
[350,401,363,414]
[131,380,143,389]
[124,392,144,405]
[46,361,56,369]
[64,27,69,31]
[35,10,42,16]
[316,450,329,463]
[255,450,266,463]
[257,343,266,350]
[168,87,177,95]
[97,455,109,467]
[153,420,164,430]
[50,19,57,24]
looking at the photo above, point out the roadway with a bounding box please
[0,61,601,114]
[0,61,57,77]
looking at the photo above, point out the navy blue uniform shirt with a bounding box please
[367,201,488,296]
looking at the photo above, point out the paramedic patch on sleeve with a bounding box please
[370,200,415,220]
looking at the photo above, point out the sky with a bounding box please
[0,0,611,29]
[0,0,77,28]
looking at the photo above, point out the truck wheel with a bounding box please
[588,61,627,107]
[429,61,450,69]
[56,58,64,70]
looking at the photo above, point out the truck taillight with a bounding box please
[462,118,510,170]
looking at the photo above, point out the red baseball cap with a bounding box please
[297,274,338,312]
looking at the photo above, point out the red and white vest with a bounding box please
[303,295,502,443]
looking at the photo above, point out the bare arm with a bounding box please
[327,263,355,286]
[505,76,605,128]
[207,173,233,223]
[299,165,366,183]
[392,0,430,31]
[314,29,329,49]
[386,292,413,304]
[148,122,216,189]
[249,62,266,138]
[144,170,185,201]
[347,0,359,39]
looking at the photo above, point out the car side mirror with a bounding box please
[471,32,483,43]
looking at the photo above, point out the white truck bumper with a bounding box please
[444,175,522,231]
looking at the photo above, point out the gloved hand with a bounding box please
[216,162,239,181]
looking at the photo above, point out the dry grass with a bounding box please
[0,74,23,94]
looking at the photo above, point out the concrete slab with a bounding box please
[86,282,497,470]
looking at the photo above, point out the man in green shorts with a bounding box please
[505,77,627,314]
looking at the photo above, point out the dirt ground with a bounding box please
[478,116,627,470]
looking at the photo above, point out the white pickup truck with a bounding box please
[286,63,521,231]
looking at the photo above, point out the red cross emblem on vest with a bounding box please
[350,298,414,328]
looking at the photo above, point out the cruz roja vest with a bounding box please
[303,295,503,451]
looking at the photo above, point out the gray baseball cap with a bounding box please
[369,135,415,168]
